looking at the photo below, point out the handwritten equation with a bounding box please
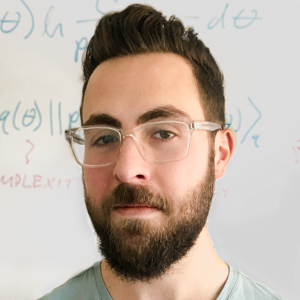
[0,100,80,136]
[0,1,263,62]
[208,3,262,30]
[0,97,263,148]
[214,188,229,199]
[225,97,262,148]
[0,173,80,189]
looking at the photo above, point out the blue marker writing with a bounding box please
[233,9,262,29]
[241,97,262,143]
[20,0,35,39]
[68,111,80,128]
[0,12,21,34]
[33,101,42,131]
[0,111,10,135]
[207,3,228,30]
[13,101,21,131]
[75,37,88,62]
[43,6,64,38]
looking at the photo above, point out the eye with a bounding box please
[153,130,175,140]
[93,134,119,146]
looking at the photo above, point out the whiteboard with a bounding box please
[1,1,299,299]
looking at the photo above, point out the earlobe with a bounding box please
[214,129,235,179]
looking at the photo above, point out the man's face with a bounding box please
[82,53,216,281]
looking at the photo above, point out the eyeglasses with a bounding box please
[65,120,222,168]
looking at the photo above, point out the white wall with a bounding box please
[0,0,299,299]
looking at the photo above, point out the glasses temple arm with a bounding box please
[191,121,222,131]
[64,129,85,145]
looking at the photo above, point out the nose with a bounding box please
[113,135,151,184]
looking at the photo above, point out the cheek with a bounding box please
[83,167,114,199]
[152,152,207,200]
[172,139,208,193]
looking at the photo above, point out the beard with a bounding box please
[84,150,215,282]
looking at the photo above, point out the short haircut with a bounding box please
[81,4,225,130]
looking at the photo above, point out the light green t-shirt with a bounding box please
[38,261,283,300]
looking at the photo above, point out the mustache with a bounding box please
[102,183,171,215]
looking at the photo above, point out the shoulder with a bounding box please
[218,266,283,300]
[38,261,107,300]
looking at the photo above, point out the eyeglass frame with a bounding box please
[65,120,223,168]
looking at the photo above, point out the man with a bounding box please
[40,4,282,300]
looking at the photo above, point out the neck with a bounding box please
[101,227,229,300]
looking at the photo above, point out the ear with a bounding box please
[214,129,235,179]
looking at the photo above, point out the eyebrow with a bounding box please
[83,114,122,128]
[137,105,191,124]
[83,105,191,128]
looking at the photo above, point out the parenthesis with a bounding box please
[13,101,21,131]
[235,108,241,132]
[20,0,35,39]
[224,113,232,129]
[33,101,42,131]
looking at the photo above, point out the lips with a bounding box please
[101,183,171,216]
[115,204,156,209]
[113,203,161,217]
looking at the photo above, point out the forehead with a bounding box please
[82,53,205,125]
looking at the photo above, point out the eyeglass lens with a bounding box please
[72,122,190,166]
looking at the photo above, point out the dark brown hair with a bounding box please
[81,4,225,128]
